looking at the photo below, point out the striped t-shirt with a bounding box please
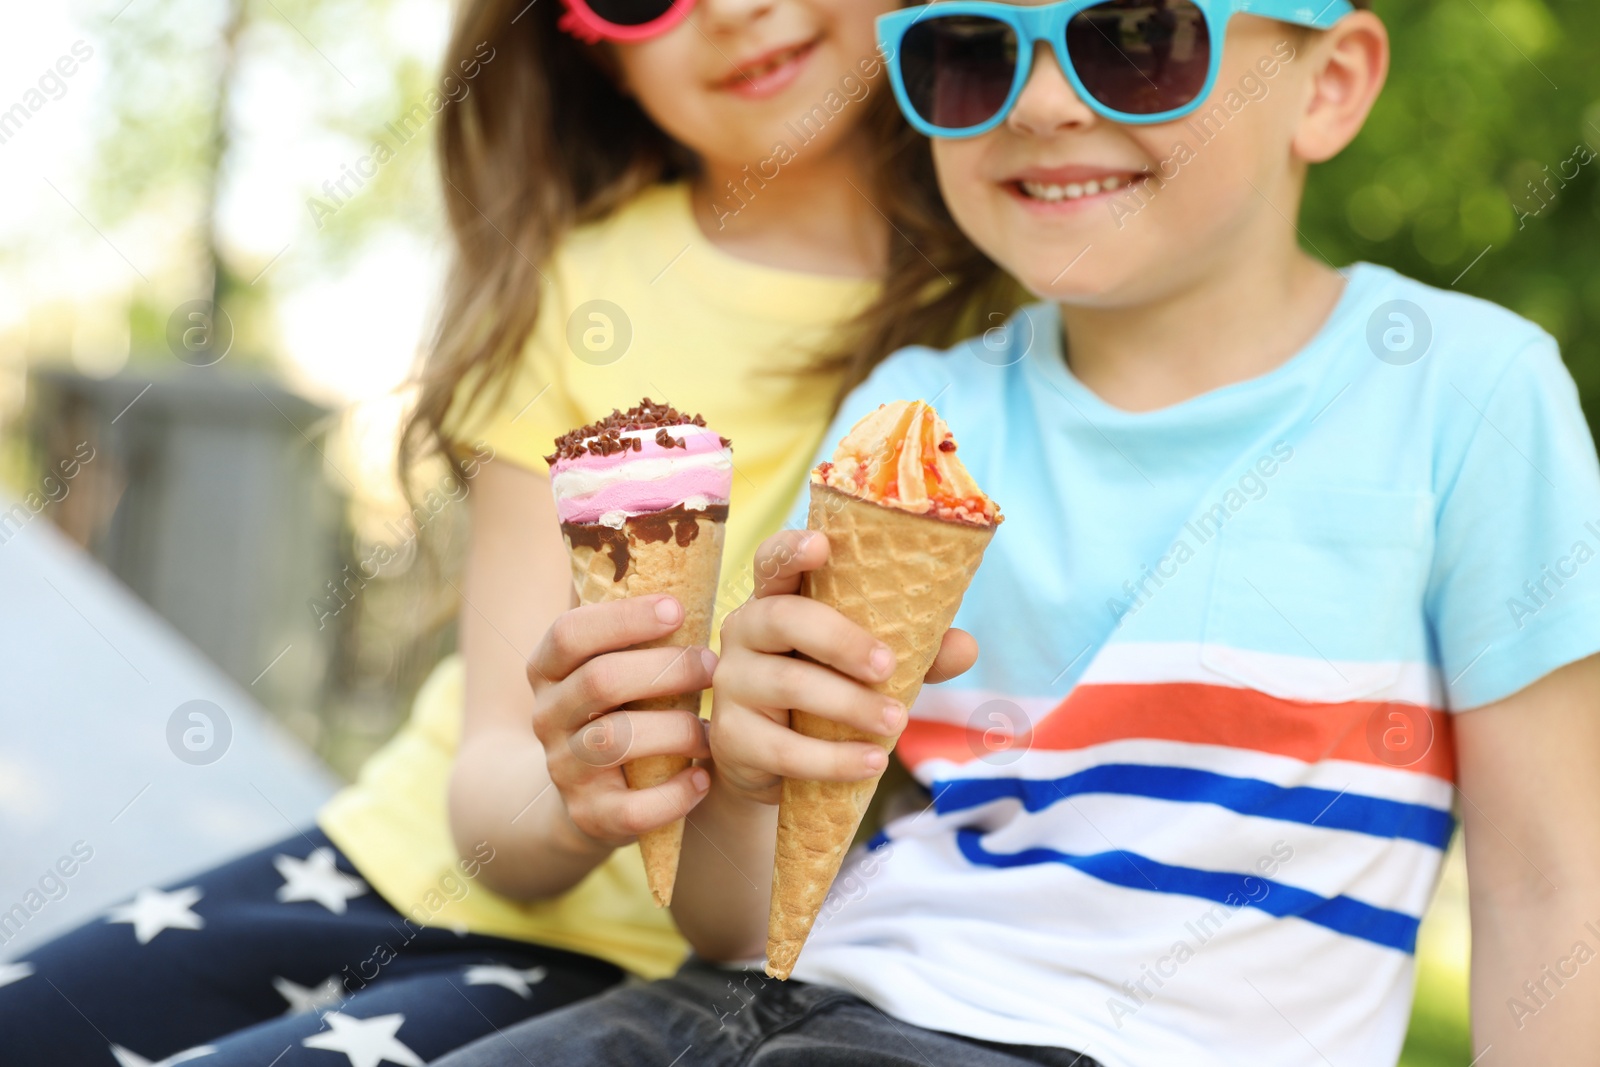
[786,264,1600,1067]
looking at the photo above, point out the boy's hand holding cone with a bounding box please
[763,400,1001,979]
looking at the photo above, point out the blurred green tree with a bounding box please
[83,0,448,364]
[1305,0,1600,432]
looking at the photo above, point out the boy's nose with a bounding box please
[1006,41,1097,136]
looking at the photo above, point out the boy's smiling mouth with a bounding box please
[1008,166,1150,208]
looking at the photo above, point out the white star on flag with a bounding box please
[106,886,205,944]
[464,964,549,999]
[0,962,34,988]
[274,973,347,1015]
[109,1043,216,1067]
[301,1012,423,1067]
[273,848,368,914]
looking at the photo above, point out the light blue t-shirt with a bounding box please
[786,263,1600,1067]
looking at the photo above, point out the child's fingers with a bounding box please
[751,531,829,599]
[538,646,717,734]
[925,628,979,685]
[560,709,712,772]
[724,595,894,687]
[717,651,904,739]
[529,596,685,683]
[714,706,888,783]
[569,765,712,843]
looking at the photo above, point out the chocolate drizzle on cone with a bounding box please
[560,504,730,582]
[559,505,731,908]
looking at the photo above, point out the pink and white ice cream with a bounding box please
[544,409,732,531]
[546,400,734,530]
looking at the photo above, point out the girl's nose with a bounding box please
[1006,41,1097,137]
[697,0,779,33]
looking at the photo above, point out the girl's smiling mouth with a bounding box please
[715,37,821,99]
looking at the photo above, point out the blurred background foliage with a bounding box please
[84,0,450,371]
[4,0,1595,1063]
[1305,0,1600,430]
[1,0,465,781]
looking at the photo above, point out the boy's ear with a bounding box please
[1291,12,1390,165]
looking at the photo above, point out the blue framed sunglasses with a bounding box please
[878,0,1354,136]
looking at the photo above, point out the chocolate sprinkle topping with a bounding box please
[546,398,716,465]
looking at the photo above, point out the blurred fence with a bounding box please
[16,361,460,778]
[23,365,344,734]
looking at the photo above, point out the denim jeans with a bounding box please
[435,958,1104,1067]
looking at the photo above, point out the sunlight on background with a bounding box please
[0,0,449,521]
[0,0,474,844]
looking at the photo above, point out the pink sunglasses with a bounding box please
[558,0,697,44]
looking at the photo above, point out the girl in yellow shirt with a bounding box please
[0,1,1017,1062]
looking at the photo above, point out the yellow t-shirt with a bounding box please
[318,182,876,979]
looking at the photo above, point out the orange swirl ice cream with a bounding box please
[812,400,1001,525]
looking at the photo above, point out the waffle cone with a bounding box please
[563,505,728,907]
[765,484,994,978]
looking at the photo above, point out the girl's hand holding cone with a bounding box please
[526,594,715,851]
[546,400,736,905]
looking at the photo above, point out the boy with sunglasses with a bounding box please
[437,3,1600,1065]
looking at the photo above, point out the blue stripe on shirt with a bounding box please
[933,764,1454,849]
[955,829,1420,953]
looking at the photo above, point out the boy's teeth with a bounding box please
[1020,177,1127,202]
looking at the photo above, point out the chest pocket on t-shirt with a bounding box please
[1200,487,1434,703]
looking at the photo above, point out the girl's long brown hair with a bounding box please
[401,0,1020,489]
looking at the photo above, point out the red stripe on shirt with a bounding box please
[900,682,1456,782]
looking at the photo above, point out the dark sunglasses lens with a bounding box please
[901,16,1020,130]
[1067,0,1210,115]
[583,0,678,27]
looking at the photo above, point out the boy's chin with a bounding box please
[1006,233,1190,306]
[1013,258,1122,305]
[973,214,1146,304]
